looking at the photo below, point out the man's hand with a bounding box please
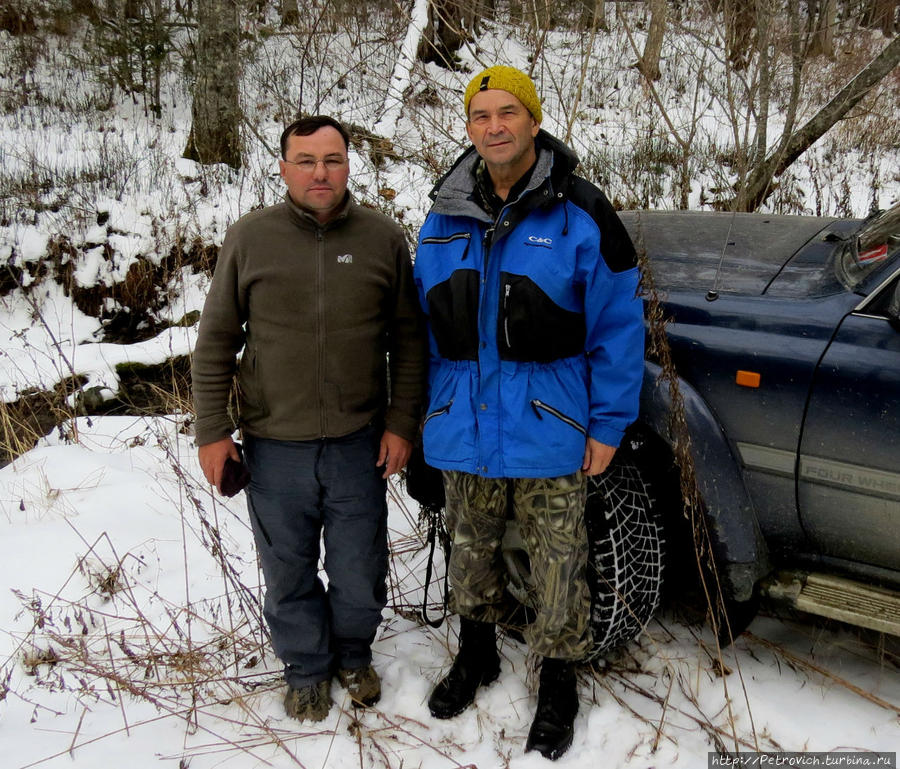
[198,436,240,494]
[582,437,617,476]
[377,430,412,479]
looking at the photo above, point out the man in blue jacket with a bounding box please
[414,66,644,760]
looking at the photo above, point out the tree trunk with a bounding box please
[753,0,773,163]
[566,0,603,141]
[639,0,668,80]
[807,0,837,58]
[580,0,606,29]
[531,0,555,30]
[379,0,430,139]
[881,0,898,35]
[736,34,900,211]
[725,0,756,69]
[183,0,242,169]
[72,0,100,20]
[280,0,299,27]
[416,0,473,69]
[474,0,495,23]
[864,0,898,35]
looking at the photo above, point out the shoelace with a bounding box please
[293,684,323,706]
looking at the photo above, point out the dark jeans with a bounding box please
[243,424,388,688]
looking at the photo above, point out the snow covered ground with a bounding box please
[1,9,897,403]
[1,5,899,767]
[1,417,899,768]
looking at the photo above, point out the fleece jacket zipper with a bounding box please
[316,228,326,436]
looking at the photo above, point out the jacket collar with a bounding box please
[284,190,354,230]
[428,130,580,219]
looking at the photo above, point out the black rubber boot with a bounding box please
[428,617,501,719]
[525,657,579,761]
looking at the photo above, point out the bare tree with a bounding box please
[581,0,607,30]
[475,0,496,22]
[725,0,756,69]
[565,0,604,141]
[416,0,472,68]
[807,0,838,58]
[280,0,299,27]
[863,0,899,36]
[752,0,774,164]
[622,12,712,208]
[183,0,242,169]
[71,0,100,19]
[639,0,668,80]
[530,0,556,29]
[736,34,900,210]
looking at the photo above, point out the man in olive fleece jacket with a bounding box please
[192,116,425,722]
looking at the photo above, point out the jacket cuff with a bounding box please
[588,422,624,448]
[384,408,419,443]
[194,415,237,447]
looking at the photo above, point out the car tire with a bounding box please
[584,459,665,658]
[501,457,665,659]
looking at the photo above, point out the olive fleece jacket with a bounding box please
[191,193,426,447]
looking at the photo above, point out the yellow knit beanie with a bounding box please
[463,65,542,123]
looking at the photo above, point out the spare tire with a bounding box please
[501,457,665,659]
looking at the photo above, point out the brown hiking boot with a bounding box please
[283,679,331,722]
[337,664,381,707]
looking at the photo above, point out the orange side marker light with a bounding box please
[736,370,761,388]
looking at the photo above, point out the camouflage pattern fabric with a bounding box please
[442,470,592,660]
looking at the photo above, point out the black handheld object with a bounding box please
[405,444,445,509]
[220,442,251,497]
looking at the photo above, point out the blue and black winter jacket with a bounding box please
[414,131,644,478]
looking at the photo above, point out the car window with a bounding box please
[862,276,900,320]
[890,282,900,320]
[836,204,900,290]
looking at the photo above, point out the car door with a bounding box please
[798,271,900,571]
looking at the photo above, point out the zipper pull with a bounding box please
[503,284,512,348]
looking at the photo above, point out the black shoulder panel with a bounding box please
[566,176,637,273]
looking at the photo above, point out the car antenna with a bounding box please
[706,209,737,302]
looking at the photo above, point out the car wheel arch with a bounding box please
[638,361,771,603]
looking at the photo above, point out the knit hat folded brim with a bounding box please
[463,65,542,123]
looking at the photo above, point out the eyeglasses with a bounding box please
[283,156,348,173]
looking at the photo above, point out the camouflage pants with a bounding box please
[442,470,592,660]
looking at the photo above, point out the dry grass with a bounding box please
[1,4,898,766]
[4,426,898,767]
[2,434,445,766]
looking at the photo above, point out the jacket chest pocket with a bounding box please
[420,231,472,261]
[498,273,586,363]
